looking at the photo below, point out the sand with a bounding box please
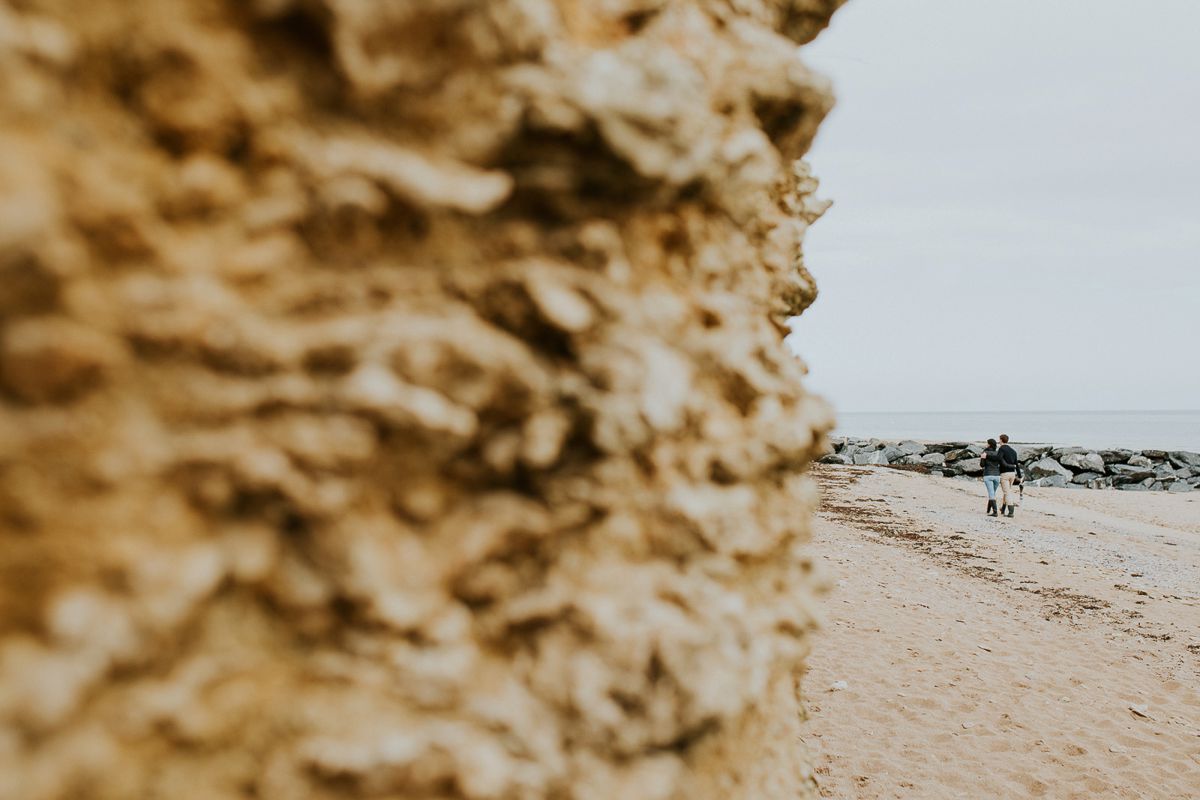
[804,465,1200,799]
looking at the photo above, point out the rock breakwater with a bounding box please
[822,439,1200,492]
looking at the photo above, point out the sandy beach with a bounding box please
[804,465,1200,799]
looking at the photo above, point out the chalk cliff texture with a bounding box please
[0,1,841,797]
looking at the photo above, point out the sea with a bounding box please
[832,410,1200,452]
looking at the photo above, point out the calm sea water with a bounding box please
[833,411,1200,452]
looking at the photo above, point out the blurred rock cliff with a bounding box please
[0,1,842,797]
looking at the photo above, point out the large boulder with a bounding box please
[1168,450,1200,469]
[897,440,926,456]
[920,452,946,467]
[1168,481,1194,493]
[958,458,984,475]
[1060,451,1106,473]
[1033,474,1070,488]
[819,453,850,465]
[1153,464,1178,481]
[1071,471,1103,484]
[854,450,890,466]
[1099,448,1134,464]
[1027,457,1072,481]
[1141,449,1168,460]
[945,444,984,462]
[923,441,972,454]
[1109,464,1155,483]
[1017,445,1052,461]
[1126,454,1153,468]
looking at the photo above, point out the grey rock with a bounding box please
[946,444,984,462]
[1118,483,1150,491]
[1168,450,1200,469]
[1153,464,1177,481]
[1071,471,1102,484]
[1099,449,1133,464]
[1141,449,1168,460]
[1087,476,1113,489]
[1150,481,1164,491]
[1109,464,1154,483]
[819,453,850,465]
[930,469,945,478]
[1027,457,1072,480]
[925,442,971,453]
[958,459,984,475]
[1051,446,1087,458]
[1060,452,1106,473]
[1033,475,1069,488]
[920,452,946,467]
[1167,481,1193,493]
[897,440,926,456]
[1127,454,1153,468]
[899,455,926,466]
[880,445,905,463]
[853,450,889,466]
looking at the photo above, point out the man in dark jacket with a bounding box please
[997,434,1021,517]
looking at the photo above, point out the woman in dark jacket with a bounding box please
[980,438,1002,516]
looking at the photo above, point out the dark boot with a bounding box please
[1000,503,1007,515]
[987,500,997,516]
[1006,505,1015,518]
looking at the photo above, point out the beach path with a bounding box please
[804,465,1200,799]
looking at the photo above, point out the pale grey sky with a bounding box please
[786,0,1200,412]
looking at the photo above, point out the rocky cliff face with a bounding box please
[0,1,841,797]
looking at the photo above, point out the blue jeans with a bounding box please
[983,475,1001,499]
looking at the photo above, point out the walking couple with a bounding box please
[981,434,1021,517]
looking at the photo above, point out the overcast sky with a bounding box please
[786,0,1200,412]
